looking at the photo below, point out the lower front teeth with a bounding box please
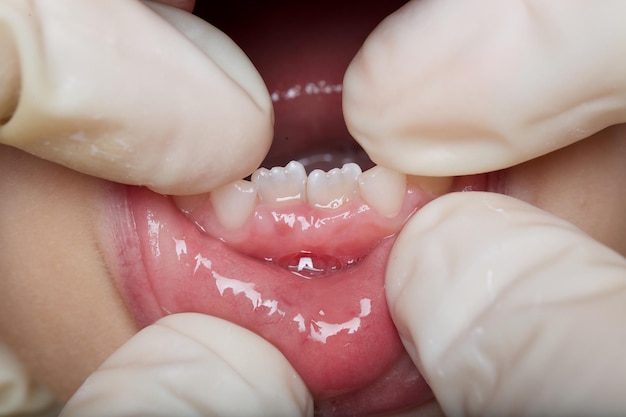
[209,160,409,229]
[251,160,307,205]
[209,180,258,230]
[307,163,362,209]
[358,166,406,218]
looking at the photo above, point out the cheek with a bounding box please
[502,124,626,255]
[0,146,136,401]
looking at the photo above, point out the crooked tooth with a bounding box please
[307,163,362,209]
[251,160,307,205]
[210,180,258,229]
[358,166,407,218]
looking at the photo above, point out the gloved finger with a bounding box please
[343,0,626,176]
[0,0,272,195]
[59,313,313,417]
[386,192,626,416]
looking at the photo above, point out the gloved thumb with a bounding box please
[343,0,626,176]
[59,313,313,417]
[0,0,272,195]
[386,192,626,416]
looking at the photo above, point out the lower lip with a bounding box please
[102,184,435,416]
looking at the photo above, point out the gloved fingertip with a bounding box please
[344,0,626,176]
[146,1,273,118]
[61,313,313,417]
[387,192,626,416]
[0,1,273,195]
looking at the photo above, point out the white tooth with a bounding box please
[307,163,362,209]
[209,180,258,229]
[251,161,307,205]
[358,166,407,218]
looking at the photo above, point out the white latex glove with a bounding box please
[343,2,626,416]
[386,193,626,416]
[0,0,273,195]
[59,313,313,417]
[343,0,626,176]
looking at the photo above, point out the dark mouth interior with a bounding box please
[263,141,375,173]
[192,0,409,173]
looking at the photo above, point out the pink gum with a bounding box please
[177,185,432,269]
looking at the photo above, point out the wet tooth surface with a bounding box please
[358,166,407,218]
[252,160,307,205]
[307,163,361,209]
[210,180,258,229]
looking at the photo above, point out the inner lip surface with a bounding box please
[108,185,435,417]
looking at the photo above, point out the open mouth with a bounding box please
[194,0,404,175]
[103,1,492,416]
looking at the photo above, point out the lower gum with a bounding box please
[177,185,431,273]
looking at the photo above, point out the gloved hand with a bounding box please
[343,1,626,416]
[0,0,273,195]
[0,2,310,416]
[343,0,626,176]
[59,314,313,417]
[387,193,626,416]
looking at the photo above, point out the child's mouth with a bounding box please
[103,1,491,415]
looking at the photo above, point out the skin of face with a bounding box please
[0,124,625,410]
